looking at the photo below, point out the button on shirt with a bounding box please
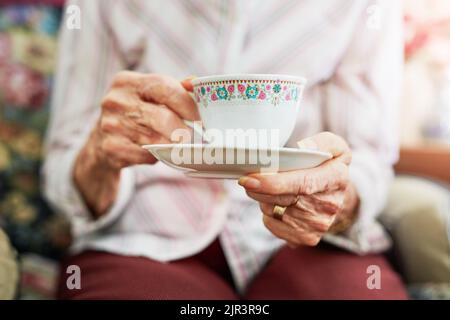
[43,0,403,292]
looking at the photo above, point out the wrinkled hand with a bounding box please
[94,71,198,169]
[74,72,198,216]
[239,132,359,248]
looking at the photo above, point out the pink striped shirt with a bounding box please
[43,0,403,292]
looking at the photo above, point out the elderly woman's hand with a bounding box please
[74,72,198,216]
[238,132,359,248]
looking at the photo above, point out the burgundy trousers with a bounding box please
[58,240,408,300]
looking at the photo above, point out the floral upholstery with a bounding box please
[0,4,71,260]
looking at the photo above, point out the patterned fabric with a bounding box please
[0,228,18,299]
[43,0,403,292]
[0,5,70,259]
[408,284,450,300]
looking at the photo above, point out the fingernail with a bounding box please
[238,177,261,190]
[297,138,318,150]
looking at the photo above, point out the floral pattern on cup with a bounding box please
[194,80,302,107]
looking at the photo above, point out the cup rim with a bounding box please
[191,74,307,86]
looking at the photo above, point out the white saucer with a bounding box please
[142,144,332,179]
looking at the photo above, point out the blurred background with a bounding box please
[0,0,449,299]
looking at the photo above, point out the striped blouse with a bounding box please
[43,0,403,292]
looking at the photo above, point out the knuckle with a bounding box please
[112,71,136,87]
[101,92,121,111]
[99,117,119,133]
[141,74,173,102]
[315,221,331,233]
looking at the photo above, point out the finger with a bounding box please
[296,191,346,216]
[246,191,299,207]
[260,202,335,234]
[135,101,193,143]
[137,74,200,121]
[239,159,349,195]
[100,110,175,145]
[100,134,157,168]
[181,76,195,92]
[262,215,321,247]
[102,92,192,143]
[297,132,351,165]
[259,202,308,227]
[249,189,343,216]
[285,206,336,233]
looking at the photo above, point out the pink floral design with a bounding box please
[227,85,235,93]
[0,63,48,109]
[238,84,246,93]
[211,93,218,101]
[258,91,266,100]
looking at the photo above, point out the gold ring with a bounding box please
[272,205,287,220]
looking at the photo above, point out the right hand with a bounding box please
[74,71,199,216]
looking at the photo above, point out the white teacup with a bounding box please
[191,74,306,148]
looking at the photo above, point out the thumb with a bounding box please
[297,132,351,164]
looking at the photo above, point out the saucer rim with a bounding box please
[142,143,332,160]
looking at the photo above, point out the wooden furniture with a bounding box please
[395,146,450,185]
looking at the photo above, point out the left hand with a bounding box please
[238,132,359,248]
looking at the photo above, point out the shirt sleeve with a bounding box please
[42,0,134,238]
[321,0,404,254]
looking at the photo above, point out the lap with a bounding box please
[245,244,408,300]
[58,251,238,300]
[58,244,408,300]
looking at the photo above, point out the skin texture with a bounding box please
[239,132,359,248]
[74,72,359,246]
[74,72,198,216]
